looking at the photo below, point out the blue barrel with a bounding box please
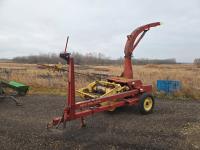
[157,80,181,93]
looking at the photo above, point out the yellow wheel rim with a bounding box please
[144,97,153,111]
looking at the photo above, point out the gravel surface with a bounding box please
[0,95,200,150]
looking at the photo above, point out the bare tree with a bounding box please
[194,58,200,67]
[13,52,177,65]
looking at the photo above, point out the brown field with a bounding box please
[1,62,200,149]
[0,62,200,100]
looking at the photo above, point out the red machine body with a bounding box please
[48,22,161,129]
[122,22,160,79]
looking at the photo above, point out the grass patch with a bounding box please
[0,63,200,100]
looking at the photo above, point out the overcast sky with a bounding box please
[0,0,200,62]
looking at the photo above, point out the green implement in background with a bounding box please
[8,81,29,96]
[0,79,29,105]
[0,79,29,96]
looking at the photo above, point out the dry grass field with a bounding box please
[1,62,200,150]
[0,62,200,100]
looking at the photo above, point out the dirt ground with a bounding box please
[0,95,200,150]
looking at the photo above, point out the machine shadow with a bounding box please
[104,105,140,115]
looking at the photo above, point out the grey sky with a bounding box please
[0,0,200,62]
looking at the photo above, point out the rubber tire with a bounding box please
[138,93,154,115]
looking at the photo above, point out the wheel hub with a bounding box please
[144,98,153,111]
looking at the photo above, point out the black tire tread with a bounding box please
[138,93,154,115]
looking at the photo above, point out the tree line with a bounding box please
[12,52,177,65]
[194,58,200,64]
[194,58,200,67]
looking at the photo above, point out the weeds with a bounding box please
[0,63,200,100]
